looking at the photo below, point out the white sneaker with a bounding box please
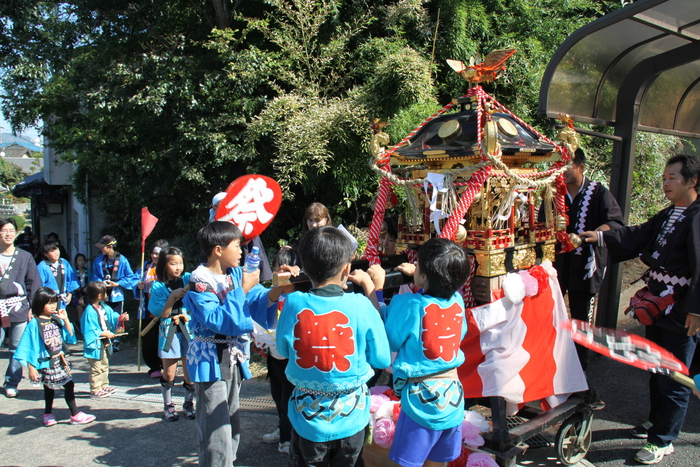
[5,387,18,398]
[278,441,290,454]
[634,442,674,464]
[262,428,280,444]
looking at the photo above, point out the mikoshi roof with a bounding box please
[539,0,700,138]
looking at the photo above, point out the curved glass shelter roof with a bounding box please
[539,0,700,138]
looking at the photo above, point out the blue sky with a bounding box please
[0,114,41,142]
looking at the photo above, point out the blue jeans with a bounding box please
[646,325,698,447]
[3,320,27,389]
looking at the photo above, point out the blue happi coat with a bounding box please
[37,259,80,309]
[183,266,276,383]
[13,317,76,370]
[91,254,138,303]
[81,303,120,360]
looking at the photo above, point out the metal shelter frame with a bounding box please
[538,0,700,328]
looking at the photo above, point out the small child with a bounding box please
[148,246,194,421]
[80,281,129,398]
[71,253,89,320]
[36,241,80,311]
[254,247,301,454]
[183,221,292,467]
[370,238,470,467]
[276,226,391,466]
[13,287,96,426]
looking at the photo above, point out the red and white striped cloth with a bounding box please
[458,263,588,414]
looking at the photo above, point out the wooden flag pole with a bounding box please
[137,207,159,372]
[137,249,145,371]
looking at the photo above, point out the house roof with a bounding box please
[6,157,42,174]
[2,144,32,158]
[12,171,63,197]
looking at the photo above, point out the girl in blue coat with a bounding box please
[148,246,194,421]
[80,281,129,398]
[14,287,95,426]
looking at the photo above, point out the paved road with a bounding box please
[0,321,698,467]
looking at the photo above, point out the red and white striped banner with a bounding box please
[458,264,588,414]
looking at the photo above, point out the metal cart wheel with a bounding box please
[555,412,593,465]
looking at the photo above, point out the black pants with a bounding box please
[290,427,365,467]
[564,290,595,371]
[267,355,294,443]
[142,317,162,373]
[45,380,78,415]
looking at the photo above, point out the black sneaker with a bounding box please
[630,421,653,439]
[183,401,196,420]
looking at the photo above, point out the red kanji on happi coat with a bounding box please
[293,309,355,372]
[421,302,463,361]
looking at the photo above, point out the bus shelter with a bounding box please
[538,0,700,328]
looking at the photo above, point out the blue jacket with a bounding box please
[37,259,80,309]
[382,291,467,430]
[81,303,120,360]
[91,254,138,303]
[276,285,391,442]
[148,272,192,351]
[183,266,275,383]
[13,317,76,370]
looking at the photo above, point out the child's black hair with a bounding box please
[298,226,354,284]
[156,247,187,282]
[417,238,470,299]
[31,287,59,317]
[197,221,243,257]
[86,281,107,305]
[151,239,170,255]
[272,247,301,270]
[42,240,60,255]
[383,216,398,240]
[74,253,87,264]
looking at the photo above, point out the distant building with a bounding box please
[12,141,105,261]
[1,143,43,175]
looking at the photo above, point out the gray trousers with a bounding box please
[195,365,242,467]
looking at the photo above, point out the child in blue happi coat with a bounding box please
[80,281,129,398]
[14,287,95,426]
[276,226,391,466]
[37,241,80,310]
[148,246,194,422]
[183,221,296,467]
[369,238,470,467]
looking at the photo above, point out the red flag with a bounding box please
[141,207,158,251]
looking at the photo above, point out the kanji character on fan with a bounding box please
[276,226,390,467]
[369,238,470,467]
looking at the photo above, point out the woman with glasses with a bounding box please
[0,218,41,397]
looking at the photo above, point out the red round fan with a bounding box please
[215,175,282,241]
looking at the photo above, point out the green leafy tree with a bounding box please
[3,0,664,257]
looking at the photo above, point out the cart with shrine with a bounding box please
[360,51,599,467]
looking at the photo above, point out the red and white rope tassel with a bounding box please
[363,169,393,265]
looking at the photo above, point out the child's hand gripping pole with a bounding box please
[139,284,190,337]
